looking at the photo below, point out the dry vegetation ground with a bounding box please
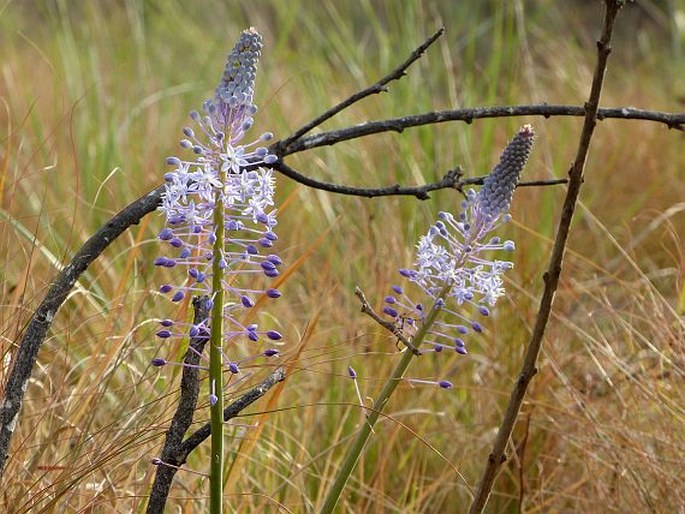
[1,1,683,512]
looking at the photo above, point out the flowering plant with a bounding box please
[322,125,535,512]
[152,28,282,514]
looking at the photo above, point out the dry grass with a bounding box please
[1,1,683,512]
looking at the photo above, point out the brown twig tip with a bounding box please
[354,287,420,355]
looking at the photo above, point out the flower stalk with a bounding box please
[208,192,226,509]
[321,125,534,513]
[152,28,282,514]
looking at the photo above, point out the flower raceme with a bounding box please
[153,28,282,394]
[383,125,535,360]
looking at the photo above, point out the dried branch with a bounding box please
[146,363,285,513]
[147,296,210,514]
[467,1,624,512]
[276,28,445,151]
[0,184,164,479]
[273,161,567,199]
[179,367,286,456]
[281,104,684,154]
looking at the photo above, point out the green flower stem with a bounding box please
[209,189,226,514]
[320,284,450,514]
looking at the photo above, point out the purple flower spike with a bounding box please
[264,349,279,357]
[439,380,454,389]
[478,125,535,219]
[386,126,533,361]
[151,358,167,367]
[155,28,285,403]
[348,366,357,379]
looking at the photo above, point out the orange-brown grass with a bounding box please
[1,1,683,512]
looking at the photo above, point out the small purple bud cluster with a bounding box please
[153,29,282,381]
[383,126,534,357]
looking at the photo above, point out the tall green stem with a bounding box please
[320,286,448,513]
[209,189,225,514]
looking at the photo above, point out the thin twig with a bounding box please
[179,367,286,456]
[354,287,420,355]
[281,104,684,154]
[273,161,464,200]
[467,1,624,512]
[276,28,445,151]
[273,161,567,199]
[146,366,286,513]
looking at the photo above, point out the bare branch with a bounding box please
[147,297,210,514]
[272,160,463,200]
[179,367,286,457]
[146,366,285,513]
[282,104,685,154]
[0,184,164,480]
[274,160,568,199]
[277,28,445,151]
[467,2,624,512]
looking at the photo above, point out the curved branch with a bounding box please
[272,160,463,199]
[283,104,685,154]
[0,184,164,479]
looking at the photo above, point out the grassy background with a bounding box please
[1,0,684,512]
